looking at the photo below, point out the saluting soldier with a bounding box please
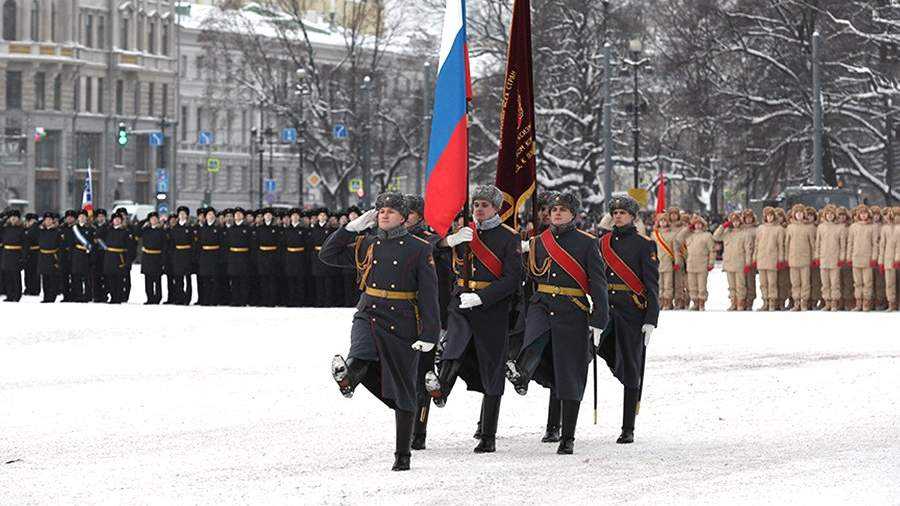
[425,185,523,454]
[137,212,167,304]
[37,212,66,303]
[283,208,311,307]
[196,207,222,306]
[1,210,26,301]
[225,207,253,306]
[323,192,440,471]
[506,192,609,455]
[595,196,660,444]
[103,211,133,304]
[69,210,95,302]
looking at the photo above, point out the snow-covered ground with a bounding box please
[1,269,899,505]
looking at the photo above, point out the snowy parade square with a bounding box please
[2,270,898,504]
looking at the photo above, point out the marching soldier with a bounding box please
[425,186,523,454]
[283,208,310,307]
[323,192,440,471]
[137,212,167,304]
[103,211,133,304]
[595,195,659,444]
[37,212,65,303]
[69,210,95,302]
[196,208,223,306]
[1,210,26,301]
[225,208,253,307]
[506,192,609,455]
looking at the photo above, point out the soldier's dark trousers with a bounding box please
[25,258,40,295]
[546,394,561,432]
[229,276,249,306]
[259,275,277,307]
[92,272,107,302]
[145,275,162,304]
[169,274,189,305]
[165,274,177,303]
[197,276,217,306]
[479,395,502,439]
[41,274,59,302]
[124,266,132,300]
[70,274,91,302]
[314,276,333,308]
[60,270,73,301]
[3,270,22,301]
[623,387,639,432]
[286,277,305,307]
[108,275,127,303]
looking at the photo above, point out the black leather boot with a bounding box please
[331,355,369,398]
[473,398,485,439]
[411,402,430,450]
[426,359,462,408]
[617,387,638,444]
[557,400,580,455]
[541,394,562,443]
[505,336,546,396]
[474,395,501,453]
[392,409,414,471]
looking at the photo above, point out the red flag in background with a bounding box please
[655,172,667,214]
[494,0,536,229]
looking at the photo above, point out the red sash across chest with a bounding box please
[466,223,503,279]
[539,229,590,295]
[600,233,645,296]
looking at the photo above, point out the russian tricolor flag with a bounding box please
[424,0,471,238]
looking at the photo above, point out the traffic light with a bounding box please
[116,123,129,147]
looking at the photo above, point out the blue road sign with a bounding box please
[281,127,297,144]
[149,131,164,146]
[198,130,214,146]
[158,204,169,215]
[155,168,169,193]
[264,178,277,193]
[333,124,348,139]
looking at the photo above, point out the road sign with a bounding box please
[307,172,322,187]
[157,204,169,214]
[264,178,277,193]
[281,127,297,144]
[198,130,214,146]
[628,188,650,207]
[155,168,168,193]
[333,124,348,139]
[149,131,164,146]
[207,158,221,174]
[348,178,363,192]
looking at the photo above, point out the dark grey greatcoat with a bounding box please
[521,225,609,401]
[597,225,660,389]
[320,226,440,412]
[442,222,522,396]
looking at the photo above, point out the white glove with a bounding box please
[345,209,377,232]
[591,327,603,347]
[446,227,474,247]
[520,240,530,253]
[459,293,483,309]
[641,324,655,346]
[411,341,435,352]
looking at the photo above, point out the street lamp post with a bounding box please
[360,75,373,208]
[295,68,311,209]
[250,126,264,209]
[624,37,650,190]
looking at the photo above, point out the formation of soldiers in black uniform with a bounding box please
[326,188,659,471]
[0,205,369,307]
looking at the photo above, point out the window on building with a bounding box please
[226,110,234,145]
[161,83,168,117]
[180,55,187,78]
[6,71,22,110]
[134,81,141,116]
[115,79,123,115]
[241,110,247,145]
[3,0,17,41]
[73,75,79,112]
[96,15,104,49]
[137,13,144,51]
[35,130,61,168]
[180,105,188,141]
[148,20,156,53]
[148,82,155,116]
[120,15,129,50]
[53,74,61,111]
[196,107,203,137]
[85,14,93,47]
[85,77,93,112]
[34,72,46,110]
[195,56,204,80]
[30,0,39,41]
[51,2,58,42]
[161,21,170,56]
[97,78,104,113]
